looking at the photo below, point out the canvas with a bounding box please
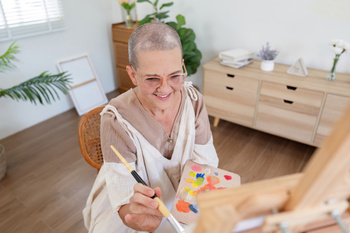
[171,160,241,224]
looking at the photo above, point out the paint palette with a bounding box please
[171,160,241,224]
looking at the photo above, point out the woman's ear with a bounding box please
[126,65,138,86]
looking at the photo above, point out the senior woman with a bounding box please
[83,22,218,233]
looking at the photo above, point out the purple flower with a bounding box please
[258,42,279,60]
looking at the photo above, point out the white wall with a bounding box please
[0,0,349,140]
[166,0,350,89]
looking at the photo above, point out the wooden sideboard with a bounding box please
[203,58,350,147]
[112,22,137,92]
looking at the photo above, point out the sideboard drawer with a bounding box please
[113,42,129,67]
[117,67,134,92]
[260,82,324,107]
[203,69,259,126]
[256,94,321,143]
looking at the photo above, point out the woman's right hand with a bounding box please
[119,183,163,232]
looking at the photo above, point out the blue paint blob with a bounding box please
[214,172,219,176]
[196,173,205,179]
[189,204,198,213]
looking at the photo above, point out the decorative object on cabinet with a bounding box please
[258,42,279,71]
[58,54,108,116]
[326,39,350,81]
[203,58,350,147]
[112,22,137,92]
[118,0,137,28]
[219,48,254,69]
[136,0,202,76]
[287,58,308,77]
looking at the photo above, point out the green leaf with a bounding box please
[0,41,20,73]
[178,28,195,43]
[154,0,160,7]
[165,22,177,31]
[176,14,186,28]
[182,41,196,54]
[0,71,71,105]
[155,11,169,20]
[137,0,151,3]
[138,14,154,25]
[160,2,173,10]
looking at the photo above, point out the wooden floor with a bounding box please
[0,90,316,233]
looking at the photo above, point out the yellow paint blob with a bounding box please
[189,171,196,177]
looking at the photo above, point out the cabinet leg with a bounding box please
[213,117,220,127]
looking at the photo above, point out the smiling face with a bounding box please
[126,47,183,113]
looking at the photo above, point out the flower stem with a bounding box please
[331,55,339,73]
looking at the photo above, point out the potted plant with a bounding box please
[258,42,279,71]
[118,0,137,28]
[136,0,202,76]
[0,42,71,181]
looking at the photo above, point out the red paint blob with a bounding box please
[224,175,232,180]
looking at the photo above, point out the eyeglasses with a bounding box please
[132,60,187,88]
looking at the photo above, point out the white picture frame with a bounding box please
[57,54,108,116]
[287,58,308,77]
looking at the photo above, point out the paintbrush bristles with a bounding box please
[110,145,134,172]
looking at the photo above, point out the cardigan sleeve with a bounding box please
[100,110,137,163]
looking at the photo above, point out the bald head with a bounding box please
[128,22,183,69]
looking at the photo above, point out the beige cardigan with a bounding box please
[83,82,219,233]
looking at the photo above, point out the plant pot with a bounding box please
[260,60,275,71]
[0,144,6,181]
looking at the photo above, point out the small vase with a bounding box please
[261,60,275,71]
[326,72,336,81]
[326,57,339,81]
[125,14,133,27]
[120,1,137,28]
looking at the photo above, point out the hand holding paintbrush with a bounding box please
[110,145,185,233]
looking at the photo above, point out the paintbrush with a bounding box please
[110,145,185,233]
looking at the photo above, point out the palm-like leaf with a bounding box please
[0,71,72,105]
[0,42,19,73]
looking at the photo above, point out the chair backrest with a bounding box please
[78,105,106,172]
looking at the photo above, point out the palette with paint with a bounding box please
[170,160,241,224]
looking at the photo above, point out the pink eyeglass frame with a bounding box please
[131,60,188,88]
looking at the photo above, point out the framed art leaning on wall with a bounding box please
[57,54,108,116]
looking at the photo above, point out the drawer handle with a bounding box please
[283,99,294,104]
[227,74,235,78]
[226,86,234,91]
[286,85,297,91]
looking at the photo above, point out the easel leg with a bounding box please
[331,210,350,233]
[279,222,292,233]
[213,117,220,127]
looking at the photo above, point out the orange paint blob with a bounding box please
[176,200,191,213]
[196,176,221,195]
[185,178,194,183]
[207,175,220,185]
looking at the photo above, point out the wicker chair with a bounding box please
[78,105,105,172]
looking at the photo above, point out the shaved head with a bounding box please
[128,22,183,69]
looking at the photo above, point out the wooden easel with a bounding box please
[194,104,350,233]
